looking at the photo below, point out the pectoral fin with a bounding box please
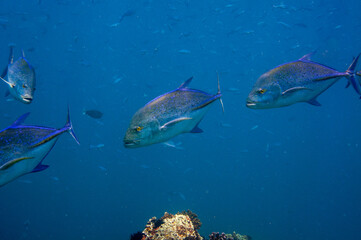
[0,76,14,88]
[160,117,192,130]
[281,87,313,95]
[0,157,34,171]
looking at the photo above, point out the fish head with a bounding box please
[123,114,158,148]
[8,58,36,104]
[246,73,282,109]
[12,83,35,104]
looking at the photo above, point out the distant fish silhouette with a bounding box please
[83,109,103,119]
[119,9,136,23]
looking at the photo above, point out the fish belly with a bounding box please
[0,139,56,187]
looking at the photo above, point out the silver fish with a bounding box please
[123,76,223,148]
[0,108,79,187]
[1,45,36,104]
[246,53,360,109]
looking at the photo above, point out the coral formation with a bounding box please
[228,231,252,240]
[209,232,233,240]
[130,231,145,240]
[129,211,251,240]
[227,232,252,240]
[179,210,202,230]
[141,212,203,240]
[208,232,251,240]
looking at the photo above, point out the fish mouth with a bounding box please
[123,139,140,148]
[22,97,33,103]
[246,99,257,108]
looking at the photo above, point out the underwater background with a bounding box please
[1,0,361,239]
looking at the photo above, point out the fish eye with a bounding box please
[258,89,266,94]
[22,84,28,89]
[135,126,143,132]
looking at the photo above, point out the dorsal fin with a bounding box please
[299,51,316,62]
[8,43,15,64]
[178,76,193,89]
[11,112,30,127]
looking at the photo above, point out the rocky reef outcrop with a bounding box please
[209,232,251,240]
[129,210,251,240]
[140,211,203,240]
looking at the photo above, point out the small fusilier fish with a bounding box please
[83,109,103,119]
[0,45,36,104]
[123,76,223,148]
[0,108,79,187]
[246,53,360,109]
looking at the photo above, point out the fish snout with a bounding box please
[123,139,140,148]
[22,97,33,103]
[246,98,257,108]
[19,95,33,104]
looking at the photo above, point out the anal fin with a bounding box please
[190,125,203,133]
[307,97,321,106]
[31,164,49,173]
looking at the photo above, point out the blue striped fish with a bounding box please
[124,76,223,148]
[0,109,79,187]
[246,53,360,109]
[0,45,36,104]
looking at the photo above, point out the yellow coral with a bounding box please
[142,212,203,240]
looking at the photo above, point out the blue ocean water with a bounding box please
[1,0,361,239]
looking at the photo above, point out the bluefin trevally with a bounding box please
[246,53,360,109]
[0,45,36,104]
[123,76,223,148]
[0,108,79,187]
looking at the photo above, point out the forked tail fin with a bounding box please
[217,72,224,112]
[65,106,80,145]
[345,54,361,97]
[356,71,361,86]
